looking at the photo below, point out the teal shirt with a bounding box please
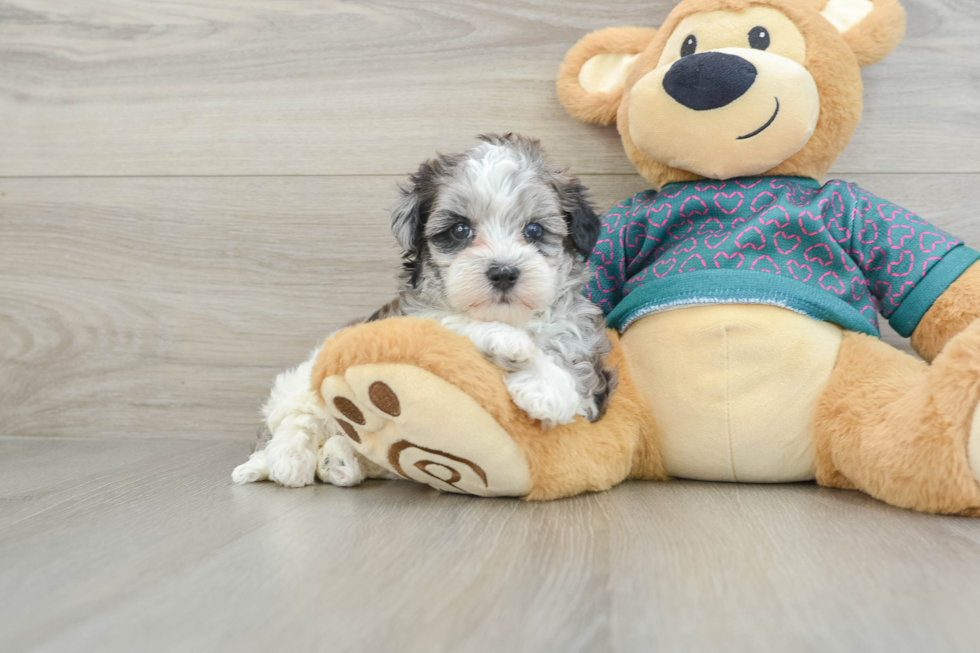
[586,176,980,337]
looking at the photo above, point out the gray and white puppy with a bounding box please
[233,134,615,489]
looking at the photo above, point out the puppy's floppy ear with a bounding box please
[819,0,906,67]
[553,174,600,257]
[557,27,658,125]
[390,157,449,255]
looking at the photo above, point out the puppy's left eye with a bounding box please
[523,223,544,242]
[450,222,473,240]
[749,26,770,50]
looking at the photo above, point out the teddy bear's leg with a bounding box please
[812,318,980,515]
[312,318,658,500]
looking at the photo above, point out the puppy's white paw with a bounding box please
[506,366,579,427]
[485,332,537,371]
[440,317,536,372]
[317,436,367,487]
[232,453,269,484]
[266,444,317,488]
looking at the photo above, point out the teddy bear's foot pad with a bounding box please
[320,364,532,497]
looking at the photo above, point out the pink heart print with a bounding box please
[919,232,947,253]
[750,255,780,274]
[680,195,709,218]
[587,177,968,333]
[714,191,745,215]
[757,205,791,229]
[787,260,813,282]
[679,254,708,273]
[704,232,732,249]
[698,218,725,235]
[819,271,846,295]
[804,243,834,267]
[714,251,745,269]
[735,226,766,250]
[774,231,801,255]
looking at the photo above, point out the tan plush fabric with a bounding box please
[557,27,659,126]
[622,306,840,483]
[312,318,667,500]
[579,53,641,94]
[911,263,980,363]
[813,321,980,516]
[322,364,533,497]
[628,45,820,180]
[820,0,874,33]
[839,0,906,67]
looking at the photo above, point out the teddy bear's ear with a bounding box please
[819,0,906,67]
[557,27,658,125]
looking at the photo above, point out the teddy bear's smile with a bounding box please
[737,97,780,140]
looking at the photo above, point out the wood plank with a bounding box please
[2,437,980,653]
[1,0,978,177]
[0,174,647,440]
[2,173,976,440]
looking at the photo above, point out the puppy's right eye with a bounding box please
[450,222,473,241]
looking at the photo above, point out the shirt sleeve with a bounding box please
[846,182,980,337]
[585,196,636,316]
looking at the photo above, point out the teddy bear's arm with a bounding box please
[845,187,980,353]
[910,263,980,362]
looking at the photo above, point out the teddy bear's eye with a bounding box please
[680,34,697,57]
[749,26,771,50]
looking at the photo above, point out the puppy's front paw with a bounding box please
[486,333,537,372]
[473,327,537,371]
[317,436,367,487]
[439,317,536,371]
[505,367,579,427]
[266,444,317,488]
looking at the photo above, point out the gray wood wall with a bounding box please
[2,0,978,441]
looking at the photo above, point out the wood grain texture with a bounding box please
[2,437,980,653]
[2,173,977,440]
[1,0,978,177]
[0,174,644,440]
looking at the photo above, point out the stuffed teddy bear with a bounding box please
[311,0,980,516]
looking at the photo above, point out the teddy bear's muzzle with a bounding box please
[626,47,820,180]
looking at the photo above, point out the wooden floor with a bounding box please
[3,437,980,653]
[2,0,980,651]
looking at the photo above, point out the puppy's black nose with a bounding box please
[663,52,757,111]
[487,265,520,292]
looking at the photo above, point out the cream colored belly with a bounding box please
[621,305,843,483]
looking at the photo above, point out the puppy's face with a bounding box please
[392,135,599,326]
[426,147,568,324]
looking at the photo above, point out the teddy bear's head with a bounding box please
[558,0,906,188]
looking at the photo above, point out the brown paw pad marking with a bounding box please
[333,397,365,425]
[369,381,401,416]
[336,419,361,443]
[388,440,487,492]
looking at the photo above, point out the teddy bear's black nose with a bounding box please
[663,52,758,111]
